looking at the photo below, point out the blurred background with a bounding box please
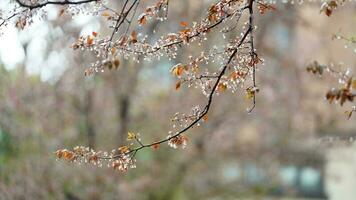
[1,1,356,199]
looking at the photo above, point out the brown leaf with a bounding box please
[87,36,94,46]
[152,143,160,150]
[202,114,208,122]
[114,59,120,69]
[130,31,138,44]
[59,8,66,17]
[138,13,147,25]
[88,154,99,163]
[175,81,181,90]
[345,110,353,119]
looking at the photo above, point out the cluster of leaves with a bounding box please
[307,61,356,119]
[320,0,345,16]
[137,0,168,25]
[257,1,276,14]
[325,80,356,106]
[55,132,141,172]
[54,130,190,172]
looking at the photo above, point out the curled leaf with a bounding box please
[138,13,147,25]
[171,64,185,76]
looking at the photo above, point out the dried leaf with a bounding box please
[229,72,240,81]
[138,13,147,25]
[55,150,63,159]
[59,8,66,17]
[88,154,99,163]
[87,36,94,46]
[202,114,208,122]
[217,83,227,92]
[111,47,117,55]
[118,146,130,153]
[152,143,160,150]
[130,31,138,44]
[114,59,120,69]
[320,1,338,17]
[345,110,353,119]
[63,150,76,161]
[102,11,110,17]
[175,81,181,90]
[171,64,185,76]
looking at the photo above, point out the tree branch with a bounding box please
[15,0,98,10]
[101,6,254,160]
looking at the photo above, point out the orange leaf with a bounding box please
[171,64,185,76]
[138,14,147,25]
[111,47,117,54]
[180,21,188,27]
[130,31,138,44]
[202,114,208,122]
[217,83,227,92]
[87,36,94,45]
[118,146,130,154]
[55,150,63,159]
[63,150,76,161]
[102,11,110,17]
